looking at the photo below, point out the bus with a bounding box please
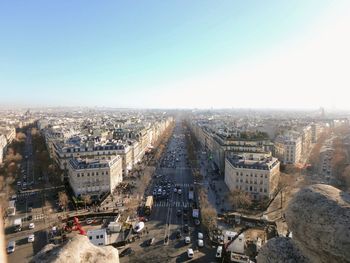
[144,196,154,216]
[7,200,16,216]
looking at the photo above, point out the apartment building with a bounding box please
[224,153,280,200]
[67,156,122,197]
[54,140,136,177]
[274,134,302,164]
[189,121,272,174]
[0,134,7,164]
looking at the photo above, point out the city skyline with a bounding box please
[1,1,349,109]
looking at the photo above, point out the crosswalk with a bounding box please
[174,183,193,188]
[154,201,190,208]
[33,213,45,221]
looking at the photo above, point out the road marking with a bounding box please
[33,214,45,221]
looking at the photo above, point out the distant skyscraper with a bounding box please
[320,107,325,118]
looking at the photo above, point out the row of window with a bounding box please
[89,234,104,240]
[236,179,265,184]
[235,185,267,193]
[77,171,108,177]
[235,172,268,179]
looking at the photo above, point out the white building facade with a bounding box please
[67,156,123,197]
[225,153,280,200]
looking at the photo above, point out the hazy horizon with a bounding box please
[1,1,349,109]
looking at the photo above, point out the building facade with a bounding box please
[224,153,280,200]
[67,156,123,197]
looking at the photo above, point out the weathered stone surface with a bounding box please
[285,184,350,263]
[31,235,119,263]
[258,184,350,263]
[257,237,309,263]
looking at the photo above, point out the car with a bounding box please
[176,209,182,217]
[147,237,155,246]
[175,230,182,239]
[198,239,204,247]
[28,207,33,212]
[173,188,177,193]
[28,234,35,243]
[119,247,134,257]
[7,241,16,253]
[216,246,223,258]
[198,232,203,239]
[29,223,35,229]
[185,236,191,244]
[183,224,189,233]
[86,218,94,225]
[194,219,200,226]
[187,248,194,258]
[27,215,33,221]
[177,189,182,194]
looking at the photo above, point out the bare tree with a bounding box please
[31,128,39,137]
[58,191,69,210]
[228,189,252,209]
[82,195,92,209]
[16,132,26,142]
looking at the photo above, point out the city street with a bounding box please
[5,128,62,263]
[121,119,215,262]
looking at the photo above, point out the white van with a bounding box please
[187,248,194,258]
[216,245,223,258]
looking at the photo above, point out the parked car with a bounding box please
[183,224,189,233]
[187,248,194,258]
[147,237,155,246]
[28,234,35,243]
[185,236,191,244]
[29,223,35,229]
[197,239,204,247]
[175,230,182,239]
[7,241,16,253]
[198,232,203,239]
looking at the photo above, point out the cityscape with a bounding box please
[0,1,350,263]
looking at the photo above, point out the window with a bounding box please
[89,236,92,240]
[102,172,104,175]
[77,174,80,177]
[87,173,90,176]
[106,171,108,175]
[100,235,103,238]
[264,188,267,193]
[96,235,99,239]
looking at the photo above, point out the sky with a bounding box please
[0,0,349,109]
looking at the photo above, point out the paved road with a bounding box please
[6,128,50,263]
[121,119,215,262]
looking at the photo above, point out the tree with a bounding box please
[31,127,39,137]
[58,191,69,210]
[228,189,252,209]
[82,195,92,209]
[16,132,26,142]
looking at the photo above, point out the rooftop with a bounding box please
[227,154,279,170]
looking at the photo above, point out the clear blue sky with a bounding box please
[1,0,348,109]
